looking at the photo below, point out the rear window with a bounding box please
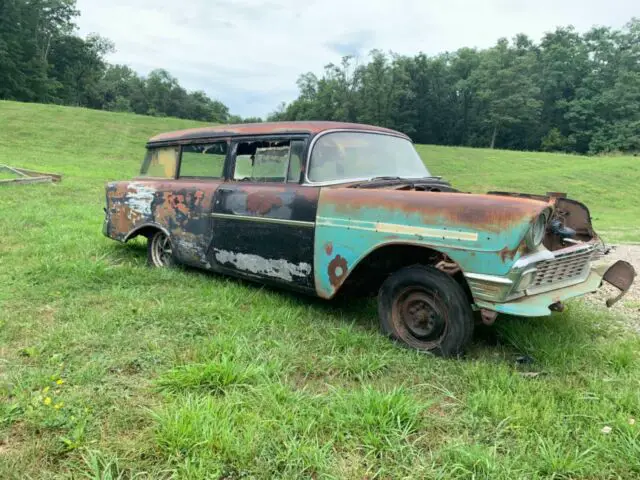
[140,147,179,178]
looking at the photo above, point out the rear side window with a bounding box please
[140,147,179,178]
[233,139,306,183]
[180,142,228,178]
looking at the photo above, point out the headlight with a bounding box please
[525,211,548,250]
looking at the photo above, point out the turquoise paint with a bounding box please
[314,192,537,298]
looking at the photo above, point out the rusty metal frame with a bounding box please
[0,164,62,185]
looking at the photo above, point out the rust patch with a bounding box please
[499,246,517,262]
[328,255,348,288]
[499,240,527,262]
[246,191,284,215]
[105,179,219,242]
[148,121,407,145]
[321,188,550,233]
[324,242,333,256]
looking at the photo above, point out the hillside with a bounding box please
[1,101,639,478]
[1,100,637,242]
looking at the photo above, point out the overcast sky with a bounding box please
[76,0,636,118]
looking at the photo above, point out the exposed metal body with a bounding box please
[103,121,635,318]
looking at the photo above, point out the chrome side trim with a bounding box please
[210,212,315,228]
[464,273,514,285]
[512,248,554,269]
[317,216,478,242]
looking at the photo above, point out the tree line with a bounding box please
[270,19,640,154]
[1,1,638,153]
[0,0,260,124]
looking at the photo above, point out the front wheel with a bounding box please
[147,231,175,268]
[378,265,474,357]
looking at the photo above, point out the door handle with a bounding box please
[217,187,233,193]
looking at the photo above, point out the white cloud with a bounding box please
[75,0,637,117]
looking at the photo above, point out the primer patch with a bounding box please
[214,249,312,281]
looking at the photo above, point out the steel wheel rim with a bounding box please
[152,233,172,267]
[392,286,448,347]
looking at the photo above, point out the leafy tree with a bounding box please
[0,0,242,123]
[48,33,114,106]
[2,1,640,152]
[471,37,542,148]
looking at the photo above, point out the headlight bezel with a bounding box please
[525,209,550,250]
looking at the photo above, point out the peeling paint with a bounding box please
[324,242,333,256]
[175,238,211,268]
[125,183,156,218]
[214,248,312,282]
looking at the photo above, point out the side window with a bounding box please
[287,140,305,183]
[140,147,179,178]
[179,142,227,178]
[233,139,296,183]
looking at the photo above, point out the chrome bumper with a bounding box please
[465,243,635,317]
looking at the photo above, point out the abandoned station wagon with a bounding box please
[103,121,635,356]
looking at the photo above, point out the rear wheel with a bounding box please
[378,265,474,357]
[147,231,175,268]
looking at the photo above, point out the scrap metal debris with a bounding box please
[0,164,62,185]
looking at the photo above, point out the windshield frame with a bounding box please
[303,129,428,186]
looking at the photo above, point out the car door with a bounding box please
[209,136,319,292]
[167,139,229,267]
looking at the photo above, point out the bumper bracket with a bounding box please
[603,260,636,307]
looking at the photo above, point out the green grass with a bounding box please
[1,100,639,478]
[0,169,18,180]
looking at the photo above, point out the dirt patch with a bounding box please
[584,244,640,334]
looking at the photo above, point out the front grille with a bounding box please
[529,246,595,293]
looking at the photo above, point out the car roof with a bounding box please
[147,121,409,146]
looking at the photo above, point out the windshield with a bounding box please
[307,132,430,183]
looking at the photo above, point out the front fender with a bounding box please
[314,188,550,299]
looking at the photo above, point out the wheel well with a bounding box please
[336,244,473,302]
[125,225,165,242]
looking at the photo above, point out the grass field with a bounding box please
[1,100,639,479]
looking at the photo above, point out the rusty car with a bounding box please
[103,121,635,356]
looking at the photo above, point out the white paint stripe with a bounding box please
[316,217,478,242]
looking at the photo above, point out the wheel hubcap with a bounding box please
[152,233,172,266]
[394,288,447,343]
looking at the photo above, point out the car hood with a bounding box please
[320,187,551,234]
